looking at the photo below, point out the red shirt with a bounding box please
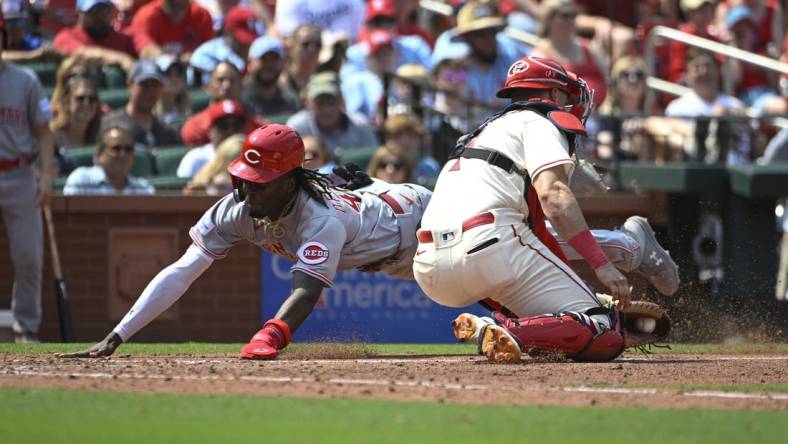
[180,106,267,146]
[52,26,149,57]
[131,0,214,54]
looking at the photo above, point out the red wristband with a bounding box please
[262,319,292,349]
[567,230,608,269]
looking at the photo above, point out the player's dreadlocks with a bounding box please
[294,167,335,207]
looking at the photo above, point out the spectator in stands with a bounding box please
[387,63,431,116]
[302,135,335,174]
[177,99,245,178]
[286,71,379,156]
[102,59,181,148]
[274,0,365,40]
[53,0,152,71]
[180,61,265,146]
[0,0,59,63]
[719,0,783,57]
[667,0,722,84]
[658,49,750,163]
[723,6,776,107]
[342,29,398,120]
[190,6,261,78]
[50,76,103,151]
[281,24,322,104]
[50,54,103,118]
[381,113,439,185]
[367,146,412,184]
[183,112,247,194]
[450,1,522,107]
[241,36,300,118]
[154,54,191,130]
[532,0,608,109]
[344,0,431,74]
[63,119,155,195]
[131,0,214,58]
[429,56,474,163]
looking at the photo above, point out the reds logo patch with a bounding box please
[244,148,262,165]
[297,241,330,265]
[508,60,529,78]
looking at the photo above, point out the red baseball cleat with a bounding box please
[240,341,278,360]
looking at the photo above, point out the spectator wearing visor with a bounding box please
[241,35,300,118]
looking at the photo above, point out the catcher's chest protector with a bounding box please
[496,309,626,362]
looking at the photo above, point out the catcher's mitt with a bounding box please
[622,301,671,350]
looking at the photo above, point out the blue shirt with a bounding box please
[63,166,155,195]
[344,35,432,75]
[341,70,383,120]
[190,37,246,78]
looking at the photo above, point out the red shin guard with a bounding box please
[493,311,625,362]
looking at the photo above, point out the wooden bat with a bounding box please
[43,205,73,343]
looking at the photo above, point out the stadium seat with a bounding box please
[266,113,292,125]
[147,175,190,191]
[153,146,190,176]
[99,89,130,109]
[23,62,58,88]
[190,90,211,112]
[62,145,154,177]
[64,146,96,168]
[335,146,378,171]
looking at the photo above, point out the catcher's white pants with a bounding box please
[413,209,606,317]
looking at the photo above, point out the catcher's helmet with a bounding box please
[227,124,304,185]
[496,56,594,123]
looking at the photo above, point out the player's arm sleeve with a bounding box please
[290,217,347,287]
[112,244,214,341]
[520,117,574,181]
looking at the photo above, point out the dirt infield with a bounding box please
[2,351,788,410]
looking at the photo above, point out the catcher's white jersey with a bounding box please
[422,109,575,228]
[191,181,431,285]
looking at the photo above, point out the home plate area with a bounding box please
[2,351,788,410]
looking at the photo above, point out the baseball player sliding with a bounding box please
[414,56,677,363]
[59,123,675,360]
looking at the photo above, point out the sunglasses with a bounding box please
[73,94,98,104]
[300,40,322,50]
[368,16,397,27]
[440,69,468,83]
[107,144,134,155]
[619,70,645,82]
[379,160,404,171]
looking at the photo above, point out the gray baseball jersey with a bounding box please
[0,63,52,159]
[190,181,431,285]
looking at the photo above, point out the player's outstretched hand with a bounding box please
[56,332,123,358]
[594,263,631,308]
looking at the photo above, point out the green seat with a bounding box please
[266,113,293,124]
[53,176,68,192]
[335,146,379,171]
[63,145,154,177]
[99,89,130,109]
[64,146,96,168]
[153,146,190,176]
[148,175,190,191]
[190,90,211,113]
[22,62,59,88]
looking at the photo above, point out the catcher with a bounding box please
[414,56,674,363]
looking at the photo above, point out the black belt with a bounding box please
[460,148,524,175]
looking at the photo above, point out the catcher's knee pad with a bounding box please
[493,308,625,362]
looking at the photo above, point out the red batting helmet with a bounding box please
[497,56,595,122]
[227,124,305,184]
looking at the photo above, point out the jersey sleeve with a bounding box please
[189,194,246,259]
[520,116,574,180]
[290,216,347,287]
[27,73,52,126]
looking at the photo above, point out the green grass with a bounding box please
[2,342,787,356]
[1,387,786,444]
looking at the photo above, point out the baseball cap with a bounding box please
[224,7,262,47]
[365,0,397,22]
[206,99,246,127]
[248,35,285,60]
[680,0,714,13]
[366,29,395,56]
[77,0,113,12]
[128,59,164,84]
[2,0,29,20]
[454,1,506,37]
[305,72,342,99]
[724,6,755,30]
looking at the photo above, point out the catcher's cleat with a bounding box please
[451,313,495,343]
[622,216,680,296]
[479,325,522,363]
